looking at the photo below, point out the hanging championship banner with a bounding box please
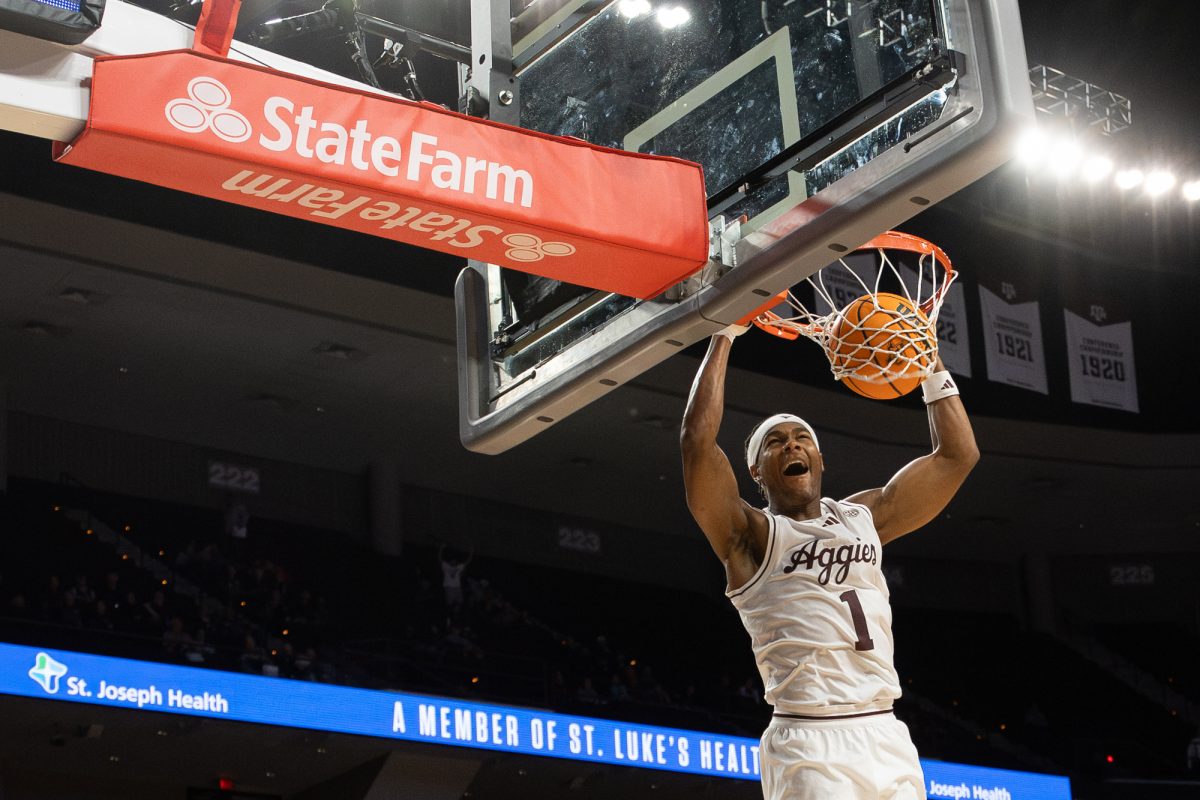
[1063,307,1138,413]
[979,283,1047,393]
[902,266,970,377]
[813,253,879,316]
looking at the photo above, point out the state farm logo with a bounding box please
[165,77,252,143]
[502,234,575,263]
[222,169,573,262]
[169,73,537,208]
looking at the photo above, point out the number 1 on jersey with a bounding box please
[838,589,875,651]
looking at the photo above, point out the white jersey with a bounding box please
[727,498,900,716]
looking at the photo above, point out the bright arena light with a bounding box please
[1080,155,1113,183]
[1016,126,1197,201]
[618,0,651,18]
[1114,169,1144,190]
[1016,127,1048,166]
[1143,170,1176,197]
[655,5,690,28]
[1048,138,1083,177]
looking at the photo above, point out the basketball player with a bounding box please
[680,326,978,800]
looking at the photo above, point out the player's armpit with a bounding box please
[723,505,771,592]
[852,384,978,544]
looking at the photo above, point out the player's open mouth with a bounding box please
[783,462,809,476]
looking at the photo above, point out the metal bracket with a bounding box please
[709,215,742,270]
[467,0,519,124]
[663,216,743,303]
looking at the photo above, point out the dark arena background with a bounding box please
[2,0,1200,798]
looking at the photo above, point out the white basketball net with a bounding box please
[756,233,957,383]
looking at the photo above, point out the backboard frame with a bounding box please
[458,0,1034,454]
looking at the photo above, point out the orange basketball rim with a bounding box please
[736,231,957,394]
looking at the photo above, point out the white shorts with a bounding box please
[760,712,926,800]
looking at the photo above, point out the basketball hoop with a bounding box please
[745,231,956,393]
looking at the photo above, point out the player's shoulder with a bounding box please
[831,495,876,524]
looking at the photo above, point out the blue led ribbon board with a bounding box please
[0,0,102,43]
[31,0,82,10]
[3,643,1071,796]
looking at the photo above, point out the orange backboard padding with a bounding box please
[55,51,710,299]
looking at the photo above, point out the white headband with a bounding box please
[745,414,820,469]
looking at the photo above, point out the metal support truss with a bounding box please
[1029,64,1131,136]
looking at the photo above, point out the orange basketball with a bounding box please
[831,292,935,400]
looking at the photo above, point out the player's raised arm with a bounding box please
[846,357,979,545]
[680,331,768,584]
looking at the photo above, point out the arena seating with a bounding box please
[1091,621,1200,702]
[2,478,1194,786]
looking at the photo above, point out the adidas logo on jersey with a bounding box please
[783,536,878,585]
[820,516,839,528]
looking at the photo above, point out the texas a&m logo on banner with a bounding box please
[1063,304,1138,413]
[978,281,1047,394]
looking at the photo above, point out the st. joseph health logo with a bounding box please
[28,652,68,694]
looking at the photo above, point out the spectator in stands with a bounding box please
[609,671,631,703]
[239,633,266,674]
[466,575,488,609]
[619,658,639,697]
[111,589,142,630]
[638,664,671,705]
[142,590,169,630]
[548,669,567,705]
[439,544,473,619]
[1023,700,1048,729]
[1187,728,1200,774]
[6,591,29,618]
[174,541,198,572]
[292,646,318,681]
[162,615,191,658]
[39,575,62,621]
[58,588,83,628]
[291,588,317,625]
[195,542,224,588]
[184,626,211,665]
[261,588,287,632]
[737,676,763,709]
[87,599,114,632]
[575,677,601,705]
[714,673,736,713]
[98,571,122,610]
[444,623,484,663]
[225,502,250,555]
[220,561,237,597]
[73,574,96,606]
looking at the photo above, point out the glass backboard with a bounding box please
[458,0,1033,453]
